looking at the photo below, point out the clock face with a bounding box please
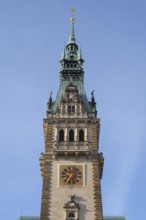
[59,165,84,187]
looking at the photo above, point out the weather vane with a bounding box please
[70,8,75,23]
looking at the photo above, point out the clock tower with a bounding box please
[39,17,104,220]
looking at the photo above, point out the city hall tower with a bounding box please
[39,15,104,220]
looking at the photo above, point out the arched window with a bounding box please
[79,129,84,141]
[69,129,74,141]
[59,130,64,141]
[68,106,71,113]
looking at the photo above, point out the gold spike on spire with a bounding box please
[70,8,75,22]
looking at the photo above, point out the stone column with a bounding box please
[60,104,63,114]
[55,127,58,141]
[66,104,68,114]
[75,127,78,141]
[85,127,88,141]
[65,127,68,141]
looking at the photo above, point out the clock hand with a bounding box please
[67,173,74,182]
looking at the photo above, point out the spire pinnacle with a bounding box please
[68,8,76,44]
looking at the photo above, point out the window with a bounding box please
[70,55,74,60]
[79,129,84,141]
[59,130,64,141]
[72,106,75,112]
[64,196,79,220]
[68,106,71,113]
[69,130,74,141]
[68,106,75,114]
[68,212,75,218]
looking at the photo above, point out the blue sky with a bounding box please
[0,1,146,219]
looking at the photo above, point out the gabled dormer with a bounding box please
[58,82,87,118]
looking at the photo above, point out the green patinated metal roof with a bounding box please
[19,216,126,220]
[49,18,93,114]
[104,216,126,220]
[68,22,76,45]
[19,217,40,220]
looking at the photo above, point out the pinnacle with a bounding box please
[68,22,76,44]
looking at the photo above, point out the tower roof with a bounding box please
[67,21,76,45]
[67,9,76,45]
[47,11,95,115]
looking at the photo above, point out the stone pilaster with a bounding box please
[40,156,52,220]
[92,155,103,220]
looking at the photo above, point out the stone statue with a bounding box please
[48,91,53,111]
[71,195,75,202]
[91,90,96,112]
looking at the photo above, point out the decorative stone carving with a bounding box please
[64,195,80,220]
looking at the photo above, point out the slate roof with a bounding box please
[19,216,126,220]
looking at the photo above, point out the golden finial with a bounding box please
[70,8,75,22]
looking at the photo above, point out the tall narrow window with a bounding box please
[68,106,71,113]
[72,106,75,112]
[59,130,64,141]
[79,129,84,141]
[69,129,74,141]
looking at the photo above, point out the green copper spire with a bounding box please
[68,21,76,44]
[51,11,92,114]
[68,9,76,45]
